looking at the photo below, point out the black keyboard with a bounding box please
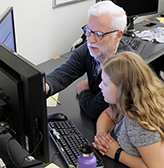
[121,35,146,53]
[48,120,104,168]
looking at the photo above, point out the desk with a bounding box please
[123,14,164,75]
[132,14,164,65]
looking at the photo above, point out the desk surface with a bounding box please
[133,14,164,64]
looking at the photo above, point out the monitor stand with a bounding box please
[0,132,42,168]
[124,18,136,36]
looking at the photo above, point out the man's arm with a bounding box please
[46,44,88,97]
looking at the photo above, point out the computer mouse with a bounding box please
[47,113,68,122]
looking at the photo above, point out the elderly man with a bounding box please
[46,1,135,119]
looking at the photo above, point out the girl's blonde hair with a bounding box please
[102,51,164,139]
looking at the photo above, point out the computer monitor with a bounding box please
[0,43,49,165]
[111,0,159,34]
[0,7,17,52]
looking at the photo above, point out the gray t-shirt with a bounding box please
[114,116,161,156]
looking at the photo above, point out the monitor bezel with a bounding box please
[0,42,49,164]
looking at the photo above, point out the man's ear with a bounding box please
[116,30,123,42]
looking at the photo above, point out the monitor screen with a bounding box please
[112,0,158,18]
[0,7,17,52]
[111,0,159,33]
[0,43,49,165]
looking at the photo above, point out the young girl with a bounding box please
[92,51,164,168]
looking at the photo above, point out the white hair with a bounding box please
[88,0,127,31]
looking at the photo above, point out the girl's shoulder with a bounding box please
[124,116,161,147]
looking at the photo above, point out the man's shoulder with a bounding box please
[76,42,88,52]
[69,42,93,64]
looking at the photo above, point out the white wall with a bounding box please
[0,0,95,65]
[0,0,164,65]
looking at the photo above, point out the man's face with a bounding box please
[87,14,119,63]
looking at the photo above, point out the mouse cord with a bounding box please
[51,151,60,163]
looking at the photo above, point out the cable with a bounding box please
[51,152,60,163]
[20,129,43,168]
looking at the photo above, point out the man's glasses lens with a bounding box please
[83,27,103,40]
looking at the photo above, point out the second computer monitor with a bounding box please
[0,7,17,51]
[112,0,159,33]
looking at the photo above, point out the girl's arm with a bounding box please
[96,107,115,134]
[135,140,164,168]
[93,107,115,155]
[118,141,164,168]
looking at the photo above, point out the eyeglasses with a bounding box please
[82,25,119,41]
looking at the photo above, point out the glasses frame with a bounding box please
[82,25,119,41]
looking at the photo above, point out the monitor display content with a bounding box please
[0,7,17,52]
[0,43,49,165]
